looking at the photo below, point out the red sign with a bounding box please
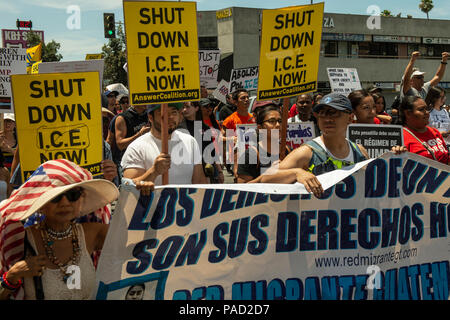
[1,29,44,49]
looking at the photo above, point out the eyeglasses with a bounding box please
[50,188,83,203]
[316,108,350,118]
[263,118,282,125]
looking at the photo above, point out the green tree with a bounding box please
[380,10,393,17]
[419,0,434,19]
[102,23,127,87]
[26,31,63,62]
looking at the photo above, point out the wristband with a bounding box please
[1,272,22,291]
[441,61,447,65]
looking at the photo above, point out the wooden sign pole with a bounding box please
[161,103,169,185]
[279,97,289,161]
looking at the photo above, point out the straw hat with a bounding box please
[0,159,119,222]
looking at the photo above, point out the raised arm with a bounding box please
[401,51,420,95]
[429,52,449,86]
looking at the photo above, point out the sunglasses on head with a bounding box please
[50,188,83,203]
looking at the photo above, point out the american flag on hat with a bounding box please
[0,159,111,299]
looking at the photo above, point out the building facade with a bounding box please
[197,7,450,106]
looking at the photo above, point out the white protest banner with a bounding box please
[347,124,404,159]
[37,59,105,89]
[95,152,450,300]
[0,47,27,112]
[212,79,230,104]
[327,67,362,95]
[229,66,258,93]
[199,49,220,89]
[287,121,316,149]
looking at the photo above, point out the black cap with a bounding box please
[313,93,353,113]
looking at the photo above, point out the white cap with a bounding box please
[411,70,426,77]
[3,113,15,122]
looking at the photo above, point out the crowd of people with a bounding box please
[0,51,448,300]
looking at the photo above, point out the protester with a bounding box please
[371,93,392,124]
[104,89,119,114]
[218,93,237,122]
[260,93,369,197]
[102,93,116,141]
[313,92,324,106]
[396,95,449,164]
[0,113,17,171]
[348,89,380,124]
[113,104,151,169]
[400,51,449,100]
[425,86,450,144]
[198,99,224,183]
[178,100,224,184]
[117,94,130,113]
[0,159,123,300]
[122,103,208,185]
[288,94,314,123]
[0,152,11,201]
[237,104,289,183]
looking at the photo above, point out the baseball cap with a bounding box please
[313,93,353,113]
[411,70,426,78]
[367,85,382,93]
[199,98,213,108]
[251,100,277,113]
[105,90,119,97]
[147,103,184,113]
[3,113,15,122]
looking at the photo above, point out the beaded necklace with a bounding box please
[39,222,81,284]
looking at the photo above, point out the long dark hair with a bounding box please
[399,95,422,125]
[256,105,281,125]
[425,86,444,109]
[371,93,386,113]
[348,89,371,110]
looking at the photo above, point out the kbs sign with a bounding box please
[2,29,44,49]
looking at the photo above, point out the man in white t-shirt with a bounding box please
[121,103,208,185]
[400,51,449,100]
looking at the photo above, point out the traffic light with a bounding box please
[103,13,115,38]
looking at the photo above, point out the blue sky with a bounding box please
[1,0,449,62]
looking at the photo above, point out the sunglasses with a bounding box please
[50,188,84,203]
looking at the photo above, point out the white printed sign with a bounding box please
[38,60,104,88]
[327,67,361,95]
[212,79,230,104]
[229,66,258,93]
[199,49,220,89]
[287,121,316,149]
[0,47,27,112]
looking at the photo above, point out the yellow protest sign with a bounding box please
[85,54,103,60]
[31,60,41,74]
[257,3,324,100]
[123,0,200,104]
[10,71,103,181]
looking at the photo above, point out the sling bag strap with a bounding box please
[403,127,438,161]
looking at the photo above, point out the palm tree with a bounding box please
[419,0,434,19]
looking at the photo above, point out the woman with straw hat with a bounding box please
[0,159,152,300]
